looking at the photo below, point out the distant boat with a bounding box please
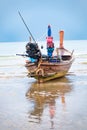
[25,30,74,83]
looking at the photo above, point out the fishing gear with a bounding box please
[18,11,36,43]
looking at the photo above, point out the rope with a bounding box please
[36,68,44,76]
[35,58,44,76]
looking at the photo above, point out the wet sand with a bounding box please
[0,74,87,130]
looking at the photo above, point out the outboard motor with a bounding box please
[26,42,41,61]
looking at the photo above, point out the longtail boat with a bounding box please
[17,12,74,83]
[25,30,74,83]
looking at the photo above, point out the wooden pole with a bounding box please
[59,30,64,48]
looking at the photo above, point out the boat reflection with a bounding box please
[26,77,72,126]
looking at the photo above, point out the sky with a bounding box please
[0,0,87,42]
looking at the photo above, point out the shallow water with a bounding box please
[0,41,87,130]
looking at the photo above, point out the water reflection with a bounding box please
[49,97,55,129]
[26,77,72,128]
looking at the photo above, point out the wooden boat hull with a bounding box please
[25,56,74,83]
